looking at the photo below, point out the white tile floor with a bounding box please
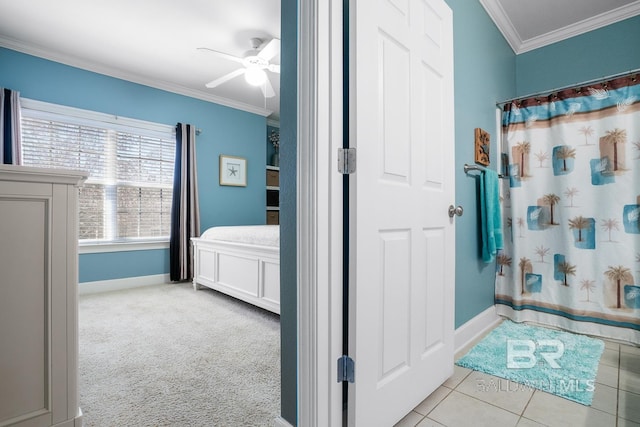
[395,332,640,427]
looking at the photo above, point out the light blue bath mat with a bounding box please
[456,320,605,405]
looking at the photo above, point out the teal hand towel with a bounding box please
[480,169,503,263]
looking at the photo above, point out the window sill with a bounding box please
[79,240,169,254]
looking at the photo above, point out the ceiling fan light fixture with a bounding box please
[244,67,267,86]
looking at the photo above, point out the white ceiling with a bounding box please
[0,0,281,121]
[1,0,639,122]
[480,0,640,53]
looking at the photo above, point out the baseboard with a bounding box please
[454,305,502,356]
[79,274,170,295]
[274,416,295,427]
[74,407,83,427]
[49,410,82,427]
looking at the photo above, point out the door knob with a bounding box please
[448,205,463,218]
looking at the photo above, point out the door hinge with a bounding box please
[338,148,357,174]
[337,355,355,383]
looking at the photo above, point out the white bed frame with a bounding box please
[191,236,280,314]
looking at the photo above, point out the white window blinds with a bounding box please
[20,99,175,243]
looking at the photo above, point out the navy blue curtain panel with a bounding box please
[170,123,200,282]
[1,88,22,165]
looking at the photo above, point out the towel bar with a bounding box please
[464,163,505,179]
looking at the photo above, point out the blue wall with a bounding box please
[0,47,268,283]
[445,0,516,327]
[444,4,640,329]
[79,250,170,283]
[516,15,640,97]
[279,0,297,423]
[3,3,638,424]
[280,1,516,423]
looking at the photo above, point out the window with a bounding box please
[20,99,175,244]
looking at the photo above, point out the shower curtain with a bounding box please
[496,72,640,344]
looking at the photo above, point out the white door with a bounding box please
[349,0,455,425]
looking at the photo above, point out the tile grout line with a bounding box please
[453,385,533,418]
[616,347,620,426]
[414,385,455,427]
[405,366,474,427]
[519,386,538,419]
[409,343,639,427]
[403,342,640,427]
[399,384,457,427]
[458,370,618,424]
[452,370,535,418]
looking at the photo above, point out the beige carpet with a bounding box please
[78,283,280,426]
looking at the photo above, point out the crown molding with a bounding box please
[480,0,640,54]
[478,0,522,53]
[0,36,273,117]
[517,1,640,53]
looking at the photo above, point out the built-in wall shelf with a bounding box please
[266,166,279,224]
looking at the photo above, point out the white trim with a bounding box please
[0,164,87,185]
[51,414,82,427]
[454,305,502,356]
[298,0,344,425]
[21,98,175,136]
[78,274,170,295]
[1,37,273,118]
[79,241,169,254]
[480,0,640,54]
[74,408,83,427]
[273,416,295,427]
[297,0,318,424]
[517,2,640,53]
[478,0,522,54]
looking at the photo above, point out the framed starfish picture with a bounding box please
[219,155,247,186]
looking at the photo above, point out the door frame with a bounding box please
[297,0,344,425]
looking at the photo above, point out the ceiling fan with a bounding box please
[198,37,280,98]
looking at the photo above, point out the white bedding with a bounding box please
[200,225,279,247]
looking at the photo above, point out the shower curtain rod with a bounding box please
[496,67,640,107]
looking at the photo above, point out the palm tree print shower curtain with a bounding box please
[496,72,640,344]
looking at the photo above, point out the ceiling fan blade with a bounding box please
[260,78,276,98]
[267,64,280,74]
[257,38,280,61]
[197,47,244,64]
[205,68,245,88]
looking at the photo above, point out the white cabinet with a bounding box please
[0,165,86,427]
